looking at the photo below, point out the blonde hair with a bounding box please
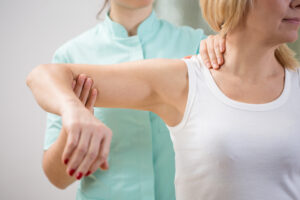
[199,0,299,70]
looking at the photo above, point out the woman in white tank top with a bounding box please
[27,0,300,199]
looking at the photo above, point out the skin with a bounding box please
[210,0,300,105]
[110,0,153,36]
[201,34,226,69]
[27,0,300,186]
[40,0,225,189]
[43,76,99,188]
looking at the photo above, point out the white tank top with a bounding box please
[167,55,300,200]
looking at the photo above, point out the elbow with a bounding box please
[26,64,74,90]
[42,156,71,190]
[51,180,69,190]
[26,64,48,89]
[55,183,69,190]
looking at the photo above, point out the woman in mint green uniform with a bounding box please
[44,1,206,199]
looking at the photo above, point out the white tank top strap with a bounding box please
[168,56,199,132]
[296,67,300,88]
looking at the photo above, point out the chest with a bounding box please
[211,72,285,104]
[173,93,300,170]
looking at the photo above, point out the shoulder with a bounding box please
[52,23,104,62]
[182,55,206,77]
[158,19,207,41]
[294,67,300,88]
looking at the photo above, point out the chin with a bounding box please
[282,32,299,43]
[123,0,153,8]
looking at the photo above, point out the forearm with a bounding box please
[43,128,76,189]
[26,64,81,116]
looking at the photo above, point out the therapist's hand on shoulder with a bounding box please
[62,74,111,180]
[200,34,226,69]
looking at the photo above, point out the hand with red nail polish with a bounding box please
[76,172,83,180]
[64,74,111,179]
[41,74,108,189]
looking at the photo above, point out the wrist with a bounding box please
[60,97,83,117]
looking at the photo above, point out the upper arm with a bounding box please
[60,59,189,124]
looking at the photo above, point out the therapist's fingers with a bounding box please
[80,78,93,105]
[214,38,223,67]
[97,131,112,169]
[72,80,76,90]
[74,74,87,97]
[219,34,226,53]
[73,132,102,179]
[65,129,92,177]
[87,130,112,176]
[199,39,212,69]
[62,127,80,166]
[86,88,97,114]
[215,34,227,66]
[206,35,219,69]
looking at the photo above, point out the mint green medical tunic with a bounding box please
[44,11,206,200]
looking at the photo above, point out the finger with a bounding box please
[214,40,223,67]
[72,80,76,90]
[66,130,91,178]
[199,40,212,69]
[220,35,226,53]
[207,36,219,69]
[86,88,97,113]
[80,78,93,105]
[98,130,112,168]
[61,127,80,166]
[74,74,87,97]
[74,133,102,179]
[89,130,112,174]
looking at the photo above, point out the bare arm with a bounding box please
[43,128,76,189]
[26,58,188,180]
[26,59,188,121]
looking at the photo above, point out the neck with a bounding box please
[109,3,153,36]
[221,29,284,80]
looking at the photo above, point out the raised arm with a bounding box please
[26,59,187,123]
[26,58,189,180]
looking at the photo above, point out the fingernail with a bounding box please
[69,169,75,176]
[76,172,83,180]
[85,171,91,176]
[64,159,69,165]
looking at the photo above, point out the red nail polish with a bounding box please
[64,159,69,165]
[76,172,83,180]
[69,169,75,176]
[85,171,91,176]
